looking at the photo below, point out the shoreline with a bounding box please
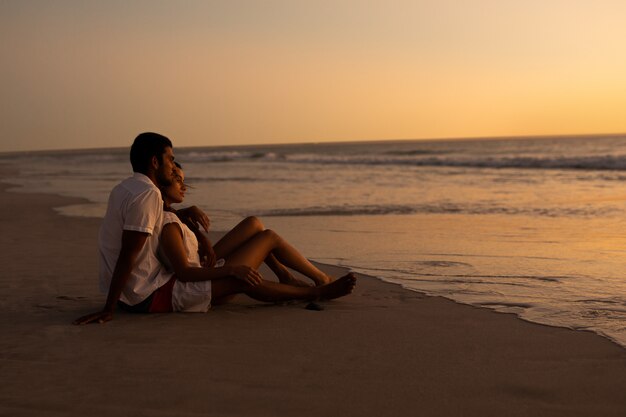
[3,172,625,350]
[2,180,626,415]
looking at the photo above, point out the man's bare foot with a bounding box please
[317,273,356,300]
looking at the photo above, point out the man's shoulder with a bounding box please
[114,174,159,197]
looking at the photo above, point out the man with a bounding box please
[74,132,207,324]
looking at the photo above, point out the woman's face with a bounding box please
[163,167,187,204]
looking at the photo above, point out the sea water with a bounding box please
[3,135,626,347]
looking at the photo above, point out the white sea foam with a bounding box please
[255,203,619,218]
[180,151,626,171]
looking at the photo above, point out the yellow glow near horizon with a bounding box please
[1,1,626,152]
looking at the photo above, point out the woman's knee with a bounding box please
[261,229,280,244]
[243,216,264,232]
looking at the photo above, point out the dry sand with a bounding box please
[1,181,626,417]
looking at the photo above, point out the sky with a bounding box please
[1,0,626,152]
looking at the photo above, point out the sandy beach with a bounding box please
[1,180,626,417]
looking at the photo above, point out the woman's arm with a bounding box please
[168,206,216,267]
[160,223,262,285]
[195,231,217,267]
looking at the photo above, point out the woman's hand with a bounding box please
[230,265,263,286]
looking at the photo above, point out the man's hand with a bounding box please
[179,206,210,232]
[73,310,113,325]
[74,230,148,326]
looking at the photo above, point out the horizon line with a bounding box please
[2,131,626,156]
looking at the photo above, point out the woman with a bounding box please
[156,166,356,312]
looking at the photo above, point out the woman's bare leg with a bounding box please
[211,275,356,305]
[213,217,294,281]
[215,216,318,285]
[213,216,264,259]
[264,253,311,287]
[224,229,331,286]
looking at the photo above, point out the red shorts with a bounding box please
[148,276,177,313]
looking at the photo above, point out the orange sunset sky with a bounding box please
[1,0,626,152]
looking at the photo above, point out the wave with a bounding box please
[185,175,294,183]
[437,155,626,171]
[383,149,449,156]
[182,150,284,163]
[254,203,618,218]
[285,154,626,171]
[178,150,626,172]
[257,204,416,217]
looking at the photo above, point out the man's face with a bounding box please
[156,146,176,187]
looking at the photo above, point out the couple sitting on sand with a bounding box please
[74,132,356,324]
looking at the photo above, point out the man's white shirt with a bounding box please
[98,172,172,305]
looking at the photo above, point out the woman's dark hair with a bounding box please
[130,132,173,174]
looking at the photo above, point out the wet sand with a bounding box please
[1,181,626,416]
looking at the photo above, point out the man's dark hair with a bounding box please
[130,132,173,173]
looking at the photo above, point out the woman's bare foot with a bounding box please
[317,273,356,300]
[313,273,334,287]
[275,265,312,287]
[283,276,313,287]
[276,262,331,287]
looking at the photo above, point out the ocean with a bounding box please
[3,135,626,347]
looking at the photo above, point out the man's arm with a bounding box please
[73,230,149,325]
[175,205,210,232]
